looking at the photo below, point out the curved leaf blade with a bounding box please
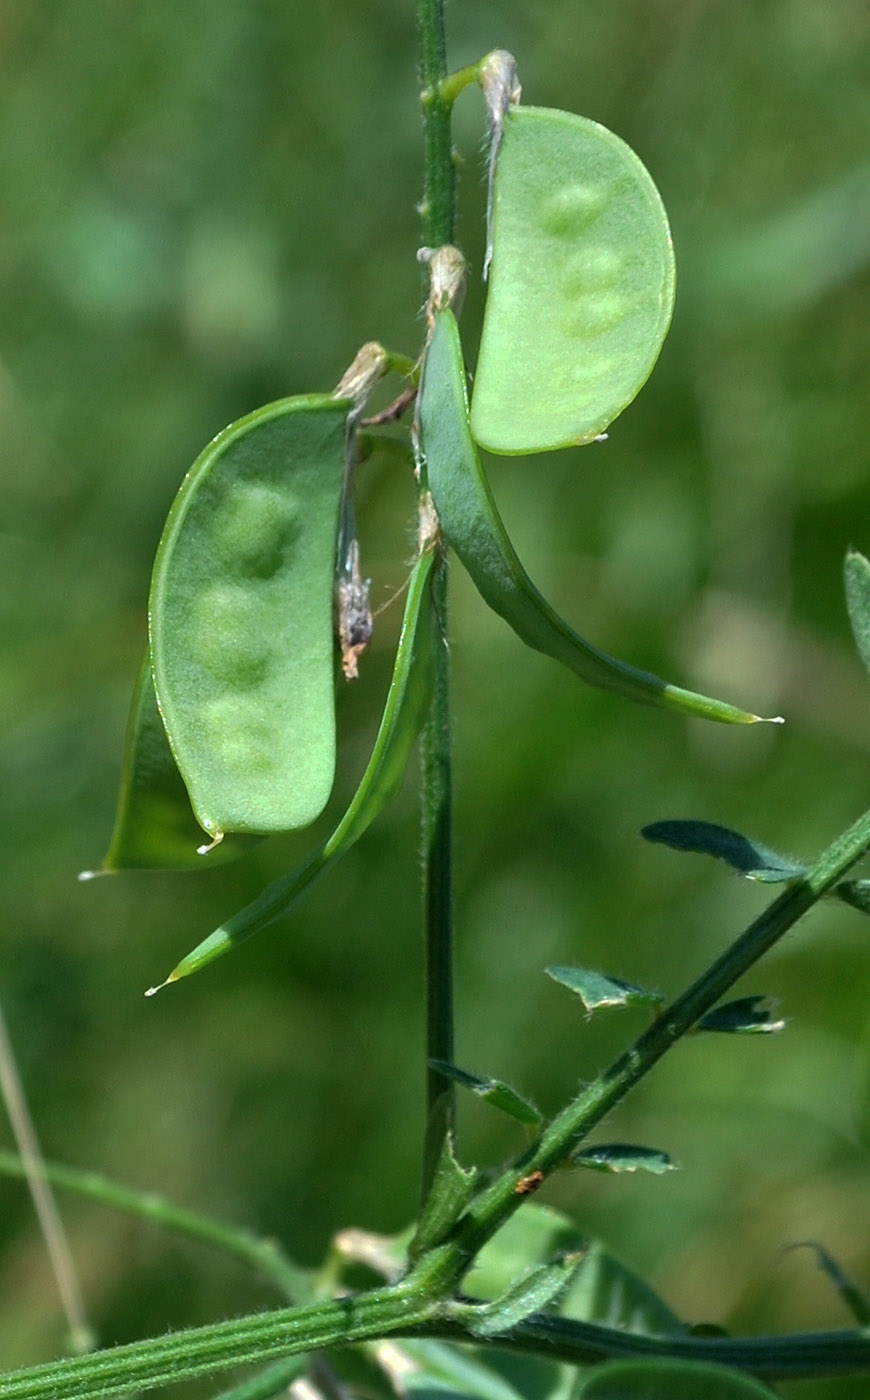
[641,820,805,882]
[545,966,662,1014]
[698,996,786,1035]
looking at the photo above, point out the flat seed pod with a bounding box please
[150,395,351,839]
[148,532,437,989]
[98,648,260,871]
[422,310,770,725]
[471,105,675,455]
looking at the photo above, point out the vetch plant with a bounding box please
[4,5,869,1399]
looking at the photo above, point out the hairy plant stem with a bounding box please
[1,1279,867,1399]
[416,0,457,1193]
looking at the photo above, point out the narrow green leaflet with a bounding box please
[698,996,786,1035]
[545,966,662,1014]
[428,1061,542,1127]
[570,1144,677,1175]
[420,309,772,725]
[147,539,437,990]
[150,394,352,842]
[468,1254,585,1338]
[472,105,675,455]
[641,820,805,881]
[844,548,870,677]
[575,1359,779,1399]
[90,649,260,873]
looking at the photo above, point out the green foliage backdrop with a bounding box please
[1,1,868,1391]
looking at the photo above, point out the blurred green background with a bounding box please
[1,1,868,1395]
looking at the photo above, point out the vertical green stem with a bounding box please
[420,552,454,1191]
[416,0,457,1193]
[416,0,455,248]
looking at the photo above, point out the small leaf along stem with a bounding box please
[416,0,457,1193]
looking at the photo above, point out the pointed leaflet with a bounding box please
[419,309,771,725]
[468,1207,684,1338]
[641,820,805,882]
[471,105,676,455]
[545,966,662,1014]
[94,648,259,872]
[148,535,437,989]
[570,1144,677,1175]
[844,548,870,678]
[428,1061,542,1127]
[698,996,786,1035]
[468,1254,585,1338]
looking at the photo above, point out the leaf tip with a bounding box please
[144,974,177,998]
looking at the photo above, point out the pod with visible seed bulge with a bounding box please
[471,105,676,455]
[149,395,352,842]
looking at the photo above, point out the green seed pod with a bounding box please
[422,309,773,726]
[471,105,676,455]
[149,395,352,840]
[148,520,438,989]
[93,648,261,872]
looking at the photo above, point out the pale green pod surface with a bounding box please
[423,310,768,725]
[100,648,261,871]
[471,105,676,455]
[150,396,351,838]
[148,537,438,989]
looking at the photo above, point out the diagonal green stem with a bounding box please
[432,802,870,1272]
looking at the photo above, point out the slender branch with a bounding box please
[433,1308,870,1382]
[433,803,870,1271]
[416,0,457,1193]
